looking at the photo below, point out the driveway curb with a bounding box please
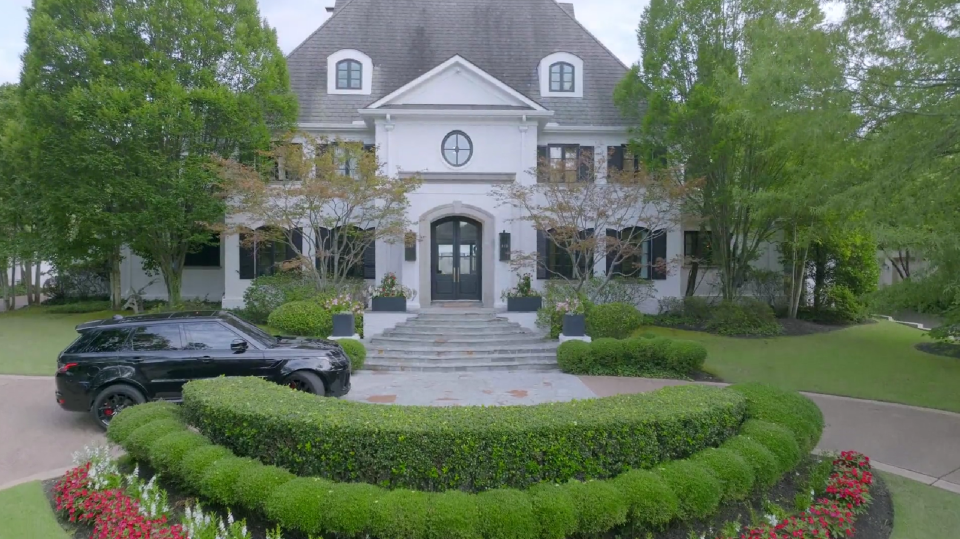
[0,466,72,492]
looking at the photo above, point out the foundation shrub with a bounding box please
[369,489,431,539]
[729,382,825,453]
[740,419,802,474]
[586,302,646,338]
[613,469,679,530]
[556,336,707,377]
[182,378,746,492]
[527,484,578,539]
[555,340,592,373]
[691,447,755,501]
[337,338,366,372]
[267,300,332,337]
[198,456,261,507]
[589,338,626,370]
[476,489,539,539]
[656,460,723,520]
[721,436,782,488]
[233,465,296,513]
[563,480,629,535]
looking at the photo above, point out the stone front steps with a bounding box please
[364,309,558,372]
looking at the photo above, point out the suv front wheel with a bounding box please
[91,384,146,429]
[285,371,325,395]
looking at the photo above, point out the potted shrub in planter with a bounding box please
[502,273,542,312]
[322,294,365,338]
[558,296,587,337]
[369,273,414,312]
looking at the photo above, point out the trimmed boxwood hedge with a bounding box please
[109,382,825,539]
[182,377,746,491]
[557,336,707,377]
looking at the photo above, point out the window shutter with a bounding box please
[316,143,330,156]
[315,227,331,270]
[537,146,547,182]
[363,235,376,280]
[536,229,547,280]
[652,230,668,280]
[239,234,255,280]
[605,229,618,275]
[607,146,624,173]
[286,228,303,263]
[578,146,594,182]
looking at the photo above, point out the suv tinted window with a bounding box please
[130,325,183,351]
[183,323,240,350]
[83,329,132,353]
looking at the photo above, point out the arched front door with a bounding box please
[431,217,482,301]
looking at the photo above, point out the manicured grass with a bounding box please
[638,321,960,413]
[0,307,116,376]
[883,472,960,539]
[0,481,69,539]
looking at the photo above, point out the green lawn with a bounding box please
[0,307,115,376]
[883,472,960,539]
[0,481,69,539]
[641,320,960,413]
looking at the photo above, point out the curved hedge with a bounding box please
[109,382,825,539]
[181,377,746,491]
[557,336,707,377]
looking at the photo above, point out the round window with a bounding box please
[441,131,473,167]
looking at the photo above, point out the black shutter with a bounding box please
[316,143,329,157]
[652,230,668,280]
[286,228,303,263]
[536,229,547,280]
[607,146,624,174]
[578,146,594,182]
[363,234,376,280]
[605,229,618,275]
[239,233,255,280]
[315,227,330,270]
[537,146,548,183]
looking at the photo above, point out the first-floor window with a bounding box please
[537,229,592,280]
[316,227,376,280]
[684,231,714,265]
[606,227,668,280]
[238,227,303,280]
[185,234,221,268]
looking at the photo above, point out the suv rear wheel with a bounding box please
[91,385,145,429]
[285,371,325,395]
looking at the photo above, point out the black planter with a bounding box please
[332,313,355,337]
[372,296,407,312]
[507,296,542,312]
[562,314,586,337]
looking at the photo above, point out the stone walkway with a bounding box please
[2,372,959,496]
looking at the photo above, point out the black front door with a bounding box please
[432,217,481,301]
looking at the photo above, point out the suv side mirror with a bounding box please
[230,339,248,352]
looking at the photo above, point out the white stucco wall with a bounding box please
[120,249,225,303]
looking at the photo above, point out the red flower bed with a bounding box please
[733,451,875,539]
[54,463,187,539]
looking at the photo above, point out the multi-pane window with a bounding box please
[185,235,220,268]
[335,146,359,177]
[537,229,592,280]
[549,62,575,92]
[608,228,652,279]
[336,59,362,90]
[548,145,579,183]
[684,231,714,265]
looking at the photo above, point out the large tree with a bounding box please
[617,0,853,304]
[21,0,298,307]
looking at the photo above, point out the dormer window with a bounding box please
[336,59,362,90]
[549,62,575,92]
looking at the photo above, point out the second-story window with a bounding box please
[549,62,575,92]
[336,59,362,90]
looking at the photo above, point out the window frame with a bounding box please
[609,227,653,280]
[549,62,576,93]
[684,231,714,266]
[336,59,363,90]
[184,235,221,268]
[441,131,473,168]
[546,144,580,183]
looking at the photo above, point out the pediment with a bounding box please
[367,56,545,111]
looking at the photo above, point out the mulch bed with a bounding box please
[45,455,893,539]
[915,342,960,359]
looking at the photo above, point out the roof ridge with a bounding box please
[285,0,362,59]
[548,0,631,71]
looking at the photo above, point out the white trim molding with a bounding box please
[539,52,584,98]
[327,49,373,96]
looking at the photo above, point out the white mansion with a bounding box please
[121,0,748,312]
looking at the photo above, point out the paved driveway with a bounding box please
[0,376,104,489]
[2,372,959,495]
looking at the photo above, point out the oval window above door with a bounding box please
[441,131,473,167]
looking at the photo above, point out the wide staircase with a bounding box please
[365,310,559,372]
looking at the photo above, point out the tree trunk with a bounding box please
[685,261,700,297]
[22,261,33,305]
[109,246,123,311]
[0,260,8,310]
[163,267,183,308]
[812,244,826,312]
[33,262,42,304]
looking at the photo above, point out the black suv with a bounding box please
[55,311,351,428]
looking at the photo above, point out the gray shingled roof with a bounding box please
[287,0,630,126]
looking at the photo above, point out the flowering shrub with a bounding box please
[54,445,283,539]
[720,451,874,539]
[321,293,364,316]
[555,296,586,315]
[369,272,415,299]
